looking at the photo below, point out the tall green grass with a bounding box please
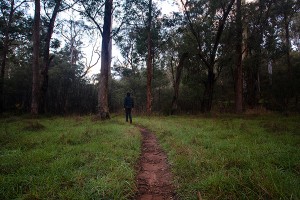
[135,114,300,200]
[1,114,299,199]
[0,116,140,199]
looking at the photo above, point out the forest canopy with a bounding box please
[0,0,299,116]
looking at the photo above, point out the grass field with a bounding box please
[0,115,141,200]
[135,114,300,200]
[1,114,299,199]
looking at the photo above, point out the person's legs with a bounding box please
[125,108,129,122]
[125,108,132,123]
[128,109,132,123]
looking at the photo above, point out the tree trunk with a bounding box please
[245,63,255,108]
[39,0,62,113]
[235,0,243,113]
[245,1,265,109]
[284,12,292,80]
[31,0,41,115]
[284,11,294,108]
[98,0,113,119]
[146,0,153,115]
[171,53,188,115]
[183,0,234,113]
[201,68,215,112]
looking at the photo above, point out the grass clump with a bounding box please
[135,114,300,200]
[23,121,46,131]
[0,116,140,200]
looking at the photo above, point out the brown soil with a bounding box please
[135,127,176,200]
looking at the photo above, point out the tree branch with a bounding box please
[180,0,210,68]
[80,38,101,78]
[210,0,235,65]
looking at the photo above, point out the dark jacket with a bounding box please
[124,96,134,108]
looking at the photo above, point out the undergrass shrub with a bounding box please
[135,114,300,199]
[0,116,140,200]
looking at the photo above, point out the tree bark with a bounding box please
[31,0,41,115]
[235,0,243,113]
[245,61,256,108]
[98,0,113,119]
[146,0,153,115]
[284,12,292,79]
[171,52,188,115]
[39,0,62,113]
[284,11,294,107]
[201,69,215,113]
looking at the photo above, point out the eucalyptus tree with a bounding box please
[77,0,133,119]
[170,51,188,114]
[0,0,29,113]
[39,0,64,113]
[30,0,77,114]
[274,0,300,78]
[60,17,85,68]
[31,0,41,115]
[146,0,153,114]
[240,0,299,109]
[181,0,235,112]
[59,14,100,79]
[136,0,163,114]
[268,0,300,109]
[240,0,275,108]
[116,0,155,114]
[115,0,168,114]
[115,1,154,74]
[160,23,189,114]
[235,0,243,113]
[272,0,300,106]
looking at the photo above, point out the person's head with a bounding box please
[126,92,130,97]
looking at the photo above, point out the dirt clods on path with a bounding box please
[135,127,176,200]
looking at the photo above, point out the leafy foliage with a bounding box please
[1,0,300,114]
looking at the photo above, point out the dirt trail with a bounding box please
[135,127,176,200]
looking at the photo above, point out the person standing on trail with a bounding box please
[124,92,134,123]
